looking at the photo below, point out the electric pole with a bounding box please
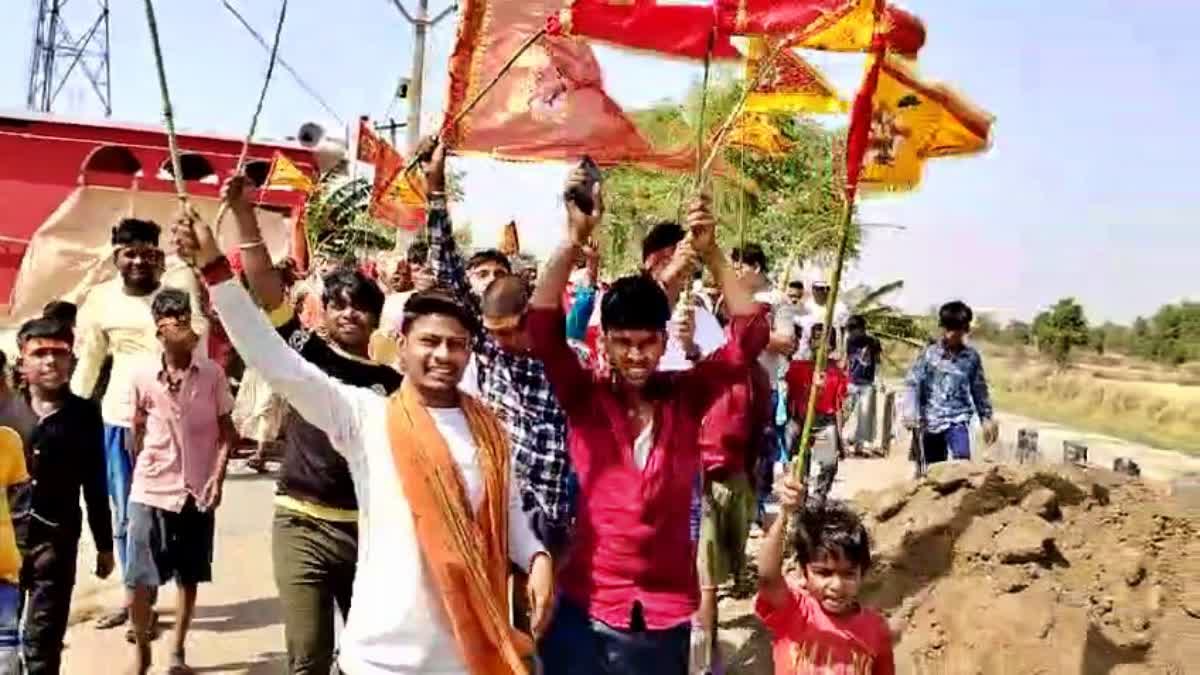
[389,0,456,151]
[26,0,113,116]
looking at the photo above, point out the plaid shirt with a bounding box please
[427,209,573,530]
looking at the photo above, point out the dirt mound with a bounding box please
[855,463,1200,674]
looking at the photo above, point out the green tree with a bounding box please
[843,280,931,348]
[1033,297,1090,366]
[599,76,853,276]
[1004,320,1032,346]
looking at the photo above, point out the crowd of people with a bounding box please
[0,139,998,675]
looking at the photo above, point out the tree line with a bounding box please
[974,298,1200,366]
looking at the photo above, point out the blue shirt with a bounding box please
[903,341,994,433]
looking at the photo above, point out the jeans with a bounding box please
[0,583,19,675]
[539,598,690,675]
[19,532,78,674]
[272,509,357,675]
[103,425,134,577]
[922,423,971,464]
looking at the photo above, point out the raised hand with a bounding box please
[685,192,717,260]
[172,208,222,268]
[220,174,255,214]
[564,165,604,247]
[417,136,447,194]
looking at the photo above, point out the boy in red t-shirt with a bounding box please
[756,476,894,674]
[785,323,848,505]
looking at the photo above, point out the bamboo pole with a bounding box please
[213,0,289,238]
[695,40,788,184]
[143,0,188,211]
[402,27,548,175]
[789,198,854,486]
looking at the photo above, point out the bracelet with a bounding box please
[238,240,266,250]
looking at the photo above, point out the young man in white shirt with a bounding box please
[174,211,553,675]
[70,218,207,631]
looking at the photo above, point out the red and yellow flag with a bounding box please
[717,0,924,57]
[550,0,740,61]
[744,38,846,114]
[726,113,791,155]
[790,0,925,58]
[858,55,994,193]
[357,120,426,230]
[265,152,315,192]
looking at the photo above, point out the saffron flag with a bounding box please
[726,113,791,155]
[549,0,740,61]
[790,0,925,58]
[498,221,520,256]
[357,120,426,230]
[744,38,846,114]
[444,0,696,170]
[858,55,994,193]
[265,152,315,192]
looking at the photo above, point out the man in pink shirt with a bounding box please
[530,168,768,674]
[126,289,235,675]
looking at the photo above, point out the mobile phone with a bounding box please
[566,156,602,215]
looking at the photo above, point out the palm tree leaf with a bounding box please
[854,279,905,311]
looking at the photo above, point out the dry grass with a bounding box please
[985,352,1200,455]
[884,342,1200,455]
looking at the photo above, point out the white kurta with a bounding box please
[209,278,543,674]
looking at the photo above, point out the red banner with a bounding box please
[551,0,740,61]
[443,0,697,170]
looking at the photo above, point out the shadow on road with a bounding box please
[159,597,282,634]
[190,651,286,674]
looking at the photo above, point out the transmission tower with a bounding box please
[26,0,113,116]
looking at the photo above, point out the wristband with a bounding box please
[200,256,235,285]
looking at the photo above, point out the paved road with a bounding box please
[57,408,1199,674]
[63,468,285,674]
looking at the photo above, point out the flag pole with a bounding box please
[142,0,189,217]
[695,39,788,183]
[213,0,289,239]
[403,27,548,175]
[790,21,890,496]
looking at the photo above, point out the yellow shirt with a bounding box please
[0,426,29,584]
[70,274,208,427]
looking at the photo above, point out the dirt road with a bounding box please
[58,408,1200,674]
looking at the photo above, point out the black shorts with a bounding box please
[125,498,215,588]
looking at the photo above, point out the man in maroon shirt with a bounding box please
[529,168,769,674]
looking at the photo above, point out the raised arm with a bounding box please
[689,194,755,320]
[173,213,368,456]
[222,174,287,311]
[758,474,805,610]
[420,140,477,314]
[528,164,604,414]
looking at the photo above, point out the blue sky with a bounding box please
[2,0,1196,323]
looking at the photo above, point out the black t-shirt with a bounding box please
[846,334,882,386]
[276,316,402,511]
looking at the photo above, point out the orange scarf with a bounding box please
[386,380,531,675]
